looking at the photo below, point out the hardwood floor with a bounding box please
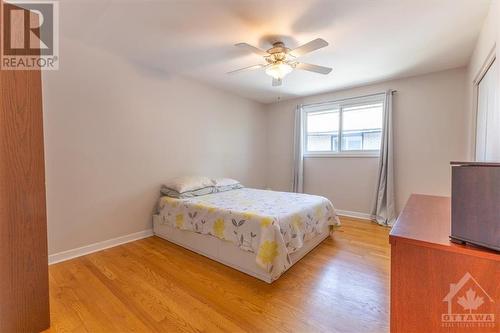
[45,217,390,333]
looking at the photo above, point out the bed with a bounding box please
[153,187,340,283]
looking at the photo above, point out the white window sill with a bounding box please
[304,153,380,158]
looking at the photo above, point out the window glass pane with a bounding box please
[306,109,339,152]
[307,135,333,151]
[341,103,383,151]
[342,103,383,130]
[342,133,362,150]
[307,110,339,133]
[363,131,382,150]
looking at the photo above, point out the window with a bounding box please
[303,94,385,156]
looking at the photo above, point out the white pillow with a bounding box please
[212,178,241,187]
[212,178,243,193]
[163,176,215,193]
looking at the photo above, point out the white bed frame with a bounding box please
[153,215,330,283]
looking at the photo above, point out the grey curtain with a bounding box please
[292,105,304,193]
[372,90,396,226]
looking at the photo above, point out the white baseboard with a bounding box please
[48,229,154,265]
[336,209,375,221]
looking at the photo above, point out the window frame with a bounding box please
[302,94,385,158]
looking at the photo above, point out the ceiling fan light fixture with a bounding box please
[265,62,293,80]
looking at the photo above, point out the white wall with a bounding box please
[266,68,468,215]
[304,157,379,215]
[465,0,499,159]
[42,37,267,255]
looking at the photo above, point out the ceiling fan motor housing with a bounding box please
[266,42,292,63]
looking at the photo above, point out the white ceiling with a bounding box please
[62,0,491,103]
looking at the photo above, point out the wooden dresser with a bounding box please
[390,194,499,333]
[0,2,50,331]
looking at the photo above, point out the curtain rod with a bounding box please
[300,90,397,108]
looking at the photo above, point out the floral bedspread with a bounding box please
[155,188,340,280]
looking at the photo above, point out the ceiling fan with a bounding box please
[228,38,332,86]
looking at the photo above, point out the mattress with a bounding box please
[154,188,340,280]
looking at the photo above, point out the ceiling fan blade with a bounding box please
[272,78,282,87]
[234,42,269,56]
[227,64,265,74]
[295,62,332,75]
[289,38,329,57]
